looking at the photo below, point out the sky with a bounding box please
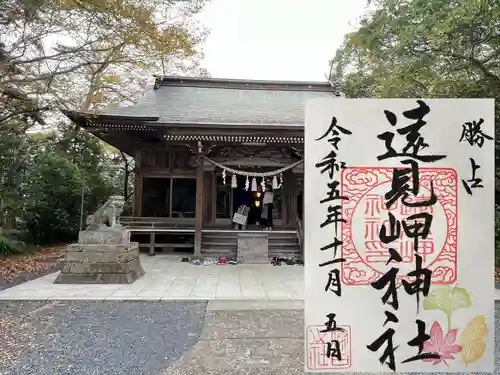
[196,0,369,82]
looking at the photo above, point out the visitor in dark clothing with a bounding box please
[262,185,274,230]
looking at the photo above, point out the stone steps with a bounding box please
[201,230,301,260]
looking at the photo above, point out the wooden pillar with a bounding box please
[133,150,142,217]
[132,173,143,217]
[194,147,204,256]
[283,170,297,227]
[289,172,298,227]
[203,170,214,225]
[149,231,156,256]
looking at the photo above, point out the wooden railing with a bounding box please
[120,216,194,228]
[120,216,195,256]
[296,215,304,257]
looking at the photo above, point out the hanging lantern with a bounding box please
[278,173,283,188]
[261,178,266,192]
[231,174,237,188]
[222,169,227,185]
[251,177,257,192]
[272,175,278,190]
[245,176,250,191]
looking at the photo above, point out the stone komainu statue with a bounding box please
[86,195,125,229]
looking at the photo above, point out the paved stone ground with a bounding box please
[0,255,303,300]
[162,300,500,375]
[0,300,207,375]
[162,300,305,375]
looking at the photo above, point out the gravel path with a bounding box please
[0,300,207,375]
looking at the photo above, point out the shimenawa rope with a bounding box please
[202,156,303,177]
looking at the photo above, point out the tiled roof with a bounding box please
[97,77,337,126]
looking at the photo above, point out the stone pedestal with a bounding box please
[237,233,268,264]
[54,227,145,284]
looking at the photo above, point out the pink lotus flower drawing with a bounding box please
[423,321,462,365]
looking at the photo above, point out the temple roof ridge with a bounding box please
[158,75,333,91]
[65,75,339,127]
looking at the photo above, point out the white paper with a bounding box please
[304,98,495,373]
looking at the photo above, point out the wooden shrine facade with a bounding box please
[63,76,339,254]
[132,141,304,226]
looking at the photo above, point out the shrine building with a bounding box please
[63,76,340,260]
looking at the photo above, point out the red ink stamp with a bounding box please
[340,167,458,285]
[306,325,352,370]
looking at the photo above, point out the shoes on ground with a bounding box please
[216,256,228,265]
[204,258,218,266]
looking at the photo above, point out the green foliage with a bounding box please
[332,0,500,110]
[25,149,84,243]
[0,0,201,256]
[1,0,209,123]
[0,124,125,245]
[0,228,27,255]
[0,128,33,227]
[496,210,500,267]
[23,132,119,244]
[0,0,206,247]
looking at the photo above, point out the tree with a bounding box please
[0,128,30,227]
[331,0,500,190]
[22,130,124,243]
[0,0,210,244]
[0,0,211,247]
[333,0,499,99]
[1,0,209,129]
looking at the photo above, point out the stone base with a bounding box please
[54,228,144,284]
[78,227,130,245]
[237,233,269,264]
[54,269,144,284]
[61,257,142,274]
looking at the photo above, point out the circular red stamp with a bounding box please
[340,167,458,286]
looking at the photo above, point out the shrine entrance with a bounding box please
[214,168,284,228]
[232,175,262,226]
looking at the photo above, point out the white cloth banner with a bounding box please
[304,98,495,373]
